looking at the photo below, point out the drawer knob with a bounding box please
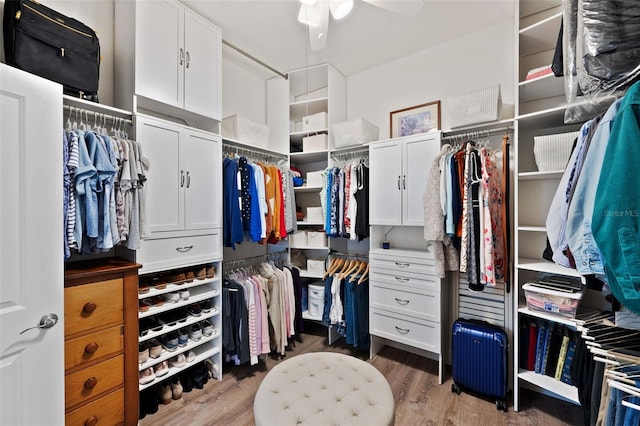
[82,302,97,314]
[395,326,410,335]
[395,298,410,305]
[84,415,99,426]
[84,342,99,354]
[394,276,410,283]
[84,377,98,390]
[395,262,410,268]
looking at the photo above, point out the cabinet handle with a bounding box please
[179,48,184,66]
[84,342,99,354]
[186,171,191,188]
[397,176,401,190]
[395,262,410,268]
[186,51,191,69]
[395,276,410,282]
[403,174,406,189]
[176,245,194,253]
[82,302,97,314]
[84,415,99,426]
[395,326,410,334]
[84,377,98,390]
[395,298,410,305]
[180,170,185,187]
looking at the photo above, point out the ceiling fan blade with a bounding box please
[308,1,329,51]
[362,0,425,16]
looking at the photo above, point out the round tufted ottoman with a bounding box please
[253,352,395,426]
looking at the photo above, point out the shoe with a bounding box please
[166,272,186,284]
[138,282,151,294]
[188,323,203,341]
[175,308,189,323]
[171,377,183,400]
[161,332,179,352]
[139,388,159,419]
[151,279,167,290]
[186,303,202,317]
[206,265,215,279]
[185,271,195,283]
[148,339,163,358]
[179,370,193,393]
[201,319,214,337]
[169,353,186,368]
[186,350,196,363]
[179,289,190,300]
[205,358,219,380]
[155,381,172,404]
[154,360,169,378]
[158,311,179,327]
[139,343,149,365]
[201,299,216,313]
[139,299,151,312]
[192,363,209,389]
[177,328,189,347]
[139,317,164,337]
[163,292,180,303]
[139,367,156,385]
[194,266,206,280]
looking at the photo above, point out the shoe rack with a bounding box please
[137,261,222,392]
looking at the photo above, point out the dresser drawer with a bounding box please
[370,266,440,293]
[370,310,441,354]
[65,325,123,370]
[138,232,221,274]
[65,388,124,426]
[65,355,124,409]
[371,283,440,322]
[65,278,123,335]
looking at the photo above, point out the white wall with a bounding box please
[346,20,515,137]
[221,58,267,123]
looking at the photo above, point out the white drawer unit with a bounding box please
[138,232,222,274]
[369,249,446,384]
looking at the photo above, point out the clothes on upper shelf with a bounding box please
[320,160,369,241]
[547,80,640,316]
[425,141,505,288]
[63,122,148,258]
[222,261,298,365]
[223,155,296,249]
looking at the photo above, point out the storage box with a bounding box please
[307,283,325,318]
[288,230,307,247]
[221,114,269,148]
[523,283,583,318]
[306,171,324,187]
[533,131,580,171]
[302,112,328,132]
[303,134,328,152]
[306,207,323,223]
[332,118,379,148]
[449,84,502,128]
[306,231,328,248]
[307,259,325,276]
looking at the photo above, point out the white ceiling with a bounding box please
[183,0,515,80]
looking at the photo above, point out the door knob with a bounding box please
[19,313,58,335]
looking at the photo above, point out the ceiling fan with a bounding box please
[298,0,426,51]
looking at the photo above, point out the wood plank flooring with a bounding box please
[139,322,583,425]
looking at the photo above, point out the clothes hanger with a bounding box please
[349,260,367,282]
[65,106,74,132]
[622,394,640,413]
[323,258,343,278]
[340,260,361,280]
[357,263,370,284]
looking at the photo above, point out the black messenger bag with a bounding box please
[3,0,101,101]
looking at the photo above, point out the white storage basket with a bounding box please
[449,84,502,128]
[533,131,579,171]
[307,284,325,318]
[303,134,328,152]
[302,112,328,132]
[288,230,307,247]
[221,114,269,148]
[332,118,379,148]
[306,231,328,248]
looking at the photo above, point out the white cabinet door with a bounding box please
[184,9,221,120]
[0,65,64,426]
[370,140,403,225]
[137,116,184,233]
[135,0,184,109]
[403,135,439,226]
[183,130,221,230]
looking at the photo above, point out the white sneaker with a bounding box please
[154,360,169,377]
[186,350,196,363]
[139,367,156,385]
[169,353,186,368]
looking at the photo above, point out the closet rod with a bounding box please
[222,39,288,80]
[223,250,288,269]
[442,126,513,142]
[328,250,369,259]
[330,146,369,159]
[63,104,133,126]
[223,140,288,162]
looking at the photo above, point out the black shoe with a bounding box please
[180,370,193,393]
[192,363,207,389]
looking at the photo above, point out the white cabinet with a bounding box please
[369,132,441,226]
[369,249,446,384]
[136,114,222,273]
[115,0,222,120]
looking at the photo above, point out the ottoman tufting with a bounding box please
[253,352,395,425]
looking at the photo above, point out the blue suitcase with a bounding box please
[451,318,508,411]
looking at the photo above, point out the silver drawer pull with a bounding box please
[175,245,194,253]
[395,276,410,282]
[394,298,410,305]
[395,326,410,334]
[395,262,410,268]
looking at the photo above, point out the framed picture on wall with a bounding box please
[390,100,441,138]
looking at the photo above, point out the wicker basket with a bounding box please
[533,131,579,171]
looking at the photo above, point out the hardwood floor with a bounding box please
[139,322,583,426]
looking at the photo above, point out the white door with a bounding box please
[0,64,64,425]
[369,140,403,225]
[183,130,221,230]
[183,8,221,119]
[403,134,440,226]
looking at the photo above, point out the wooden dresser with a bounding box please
[64,259,140,426]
